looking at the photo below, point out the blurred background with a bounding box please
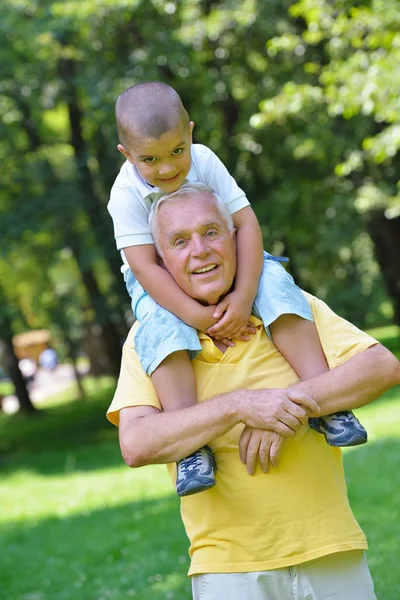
[0,1,399,599]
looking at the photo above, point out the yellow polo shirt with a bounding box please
[107,294,377,575]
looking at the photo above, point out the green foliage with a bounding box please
[1,0,399,353]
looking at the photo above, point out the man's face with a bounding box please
[121,121,194,193]
[156,193,237,305]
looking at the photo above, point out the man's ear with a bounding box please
[117,144,134,163]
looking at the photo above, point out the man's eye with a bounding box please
[172,148,184,156]
[206,230,218,237]
[174,238,186,247]
[143,157,156,164]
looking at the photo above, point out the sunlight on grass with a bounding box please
[0,459,172,525]
[353,393,400,442]
[0,326,399,600]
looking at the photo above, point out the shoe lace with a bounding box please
[180,451,203,473]
[333,411,352,421]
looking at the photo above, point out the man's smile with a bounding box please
[192,264,219,275]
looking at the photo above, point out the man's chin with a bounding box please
[193,289,228,306]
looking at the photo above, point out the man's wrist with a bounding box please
[219,390,245,427]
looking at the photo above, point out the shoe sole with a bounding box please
[326,434,368,447]
[178,479,217,497]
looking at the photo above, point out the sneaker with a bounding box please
[176,445,216,497]
[309,411,368,447]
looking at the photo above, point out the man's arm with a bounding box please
[119,389,318,468]
[119,344,399,469]
[291,343,400,417]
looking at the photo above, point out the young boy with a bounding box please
[107,81,367,497]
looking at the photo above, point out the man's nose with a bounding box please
[191,235,209,257]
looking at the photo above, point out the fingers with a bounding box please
[258,434,272,474]
[220,338,236,348]
[287,389,320,415]
[233,334,251,343]
[209,322,257,340]
[245,432,261,475]
[270,435,284,468]
[240,428,283,475]
[213,299,228,320]
[280,409,305,432]
[239,426,251,464]
[271,421,296,438]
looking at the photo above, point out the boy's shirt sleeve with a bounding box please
[107,184,154,249]
[198,145,250,215]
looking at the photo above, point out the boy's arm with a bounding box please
[124,244,216,332]
[208,206,264,339]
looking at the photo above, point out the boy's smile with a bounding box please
[120,121,194,193]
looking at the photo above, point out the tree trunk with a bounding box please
[0,338,37,414]
[367,210,400,326]
[59,57,128,297]
[65,228,123,376]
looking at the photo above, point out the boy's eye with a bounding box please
[172,148,184,156]
[143,157,157,164]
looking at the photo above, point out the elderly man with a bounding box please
[107,183,399,600]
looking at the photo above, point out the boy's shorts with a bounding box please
[125,251,314,376]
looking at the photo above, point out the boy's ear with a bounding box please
[117,144,134,163]
[189,120,194,141]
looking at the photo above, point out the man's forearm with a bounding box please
[119,388,317,467]
[290,344,400,417]
[120,395,239,467]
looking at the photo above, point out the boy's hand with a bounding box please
[207,290,255,340]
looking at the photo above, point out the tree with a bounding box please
[252,0,400,324]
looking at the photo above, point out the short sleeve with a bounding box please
[107,185,154,249]
[306,293,379,369]
[107,324,161,426]
[203,149,250,215]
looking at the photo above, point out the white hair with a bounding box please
[149,182,234,255]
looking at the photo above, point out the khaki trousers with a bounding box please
[191,551,377,600]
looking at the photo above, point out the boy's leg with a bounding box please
[127,273,216,496]
[254,255,367,447]
[270,314,328,380]
[151,351,217,497]
[151,350,197,411]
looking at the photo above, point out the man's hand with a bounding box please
[239,427,284,474]
[237,388,320,438]
[207,290,255,340]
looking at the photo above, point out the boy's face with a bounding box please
[119,121,194,193]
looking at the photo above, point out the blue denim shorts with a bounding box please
[125,251,314,375]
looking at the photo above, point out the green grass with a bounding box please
[0,326,399,600]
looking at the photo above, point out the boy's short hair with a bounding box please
[116,81,190,149]
[149,183,234,256]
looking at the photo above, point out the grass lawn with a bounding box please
[0,326,399,600]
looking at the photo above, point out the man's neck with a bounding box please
[212,338,228,353]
